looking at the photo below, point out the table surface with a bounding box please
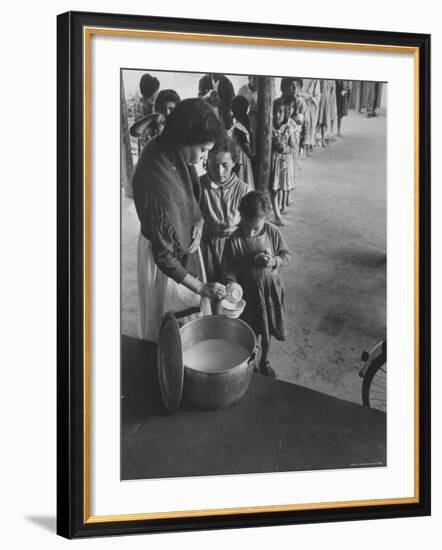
[121,335,386,480]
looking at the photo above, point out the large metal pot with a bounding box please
[180,315,258,410]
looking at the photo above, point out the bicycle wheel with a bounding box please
[361,343,387,411]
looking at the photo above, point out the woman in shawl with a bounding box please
[132,98,226,342]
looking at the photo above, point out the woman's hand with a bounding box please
[188,221,203,254]
[200,282,226,300]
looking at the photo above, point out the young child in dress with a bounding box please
[270,98,296,225]
[228,95,255,190]
[200,133,250,283]
[223,192,290,378]
[292,78,307,158]
[282,94,302,211]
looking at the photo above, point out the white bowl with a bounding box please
[220,298,246,318]
[225,283,243,304]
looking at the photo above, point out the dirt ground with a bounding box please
[121,109,386,405]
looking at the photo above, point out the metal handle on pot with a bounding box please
[249,335,262,369]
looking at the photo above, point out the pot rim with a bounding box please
[180,314,254,335]
[180,315,257,376]
[184,356,254,376]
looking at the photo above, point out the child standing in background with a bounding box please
[223,192,290,378]
[270,98,296,224]
[130,89,180,144]
[133,73,160,156]
[228,95,255,190]
[200,133,250,283]
[282,94,301,210]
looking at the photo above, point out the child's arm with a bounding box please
[270,227,291,269]
[279,127,296,154]
[287,128,297,150]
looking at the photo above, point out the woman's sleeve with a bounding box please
[147,196,189,283]
[198,76,209,97]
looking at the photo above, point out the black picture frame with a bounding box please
[57,10,431,539]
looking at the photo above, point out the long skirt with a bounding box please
[304,103,319,146]
[137,234,204,343]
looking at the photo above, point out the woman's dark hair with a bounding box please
[155,89,181,113]
[239,191,271,220]
[209,131,238,164]
[282,92,295,107]
[294,78,303,89]
[231,95,249,118]
[231,95,250,132]
[139,73,160,98]
[280,77,295,94]
[163,98,222,146]
[281,92,296,119]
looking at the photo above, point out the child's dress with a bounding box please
[270,122,296,192]
[199,172,249,282]
[288,117,301,181]
[223,222,290,341]
[228,121,255,190]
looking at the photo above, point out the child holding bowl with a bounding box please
[223,192,290,377]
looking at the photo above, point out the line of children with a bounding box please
[130,74,296,380]
[198,134,290,378]
[199,82,293,378]
[129,72,373,380]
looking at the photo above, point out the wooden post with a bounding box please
[121,74,134,198]
[255,76,273,195]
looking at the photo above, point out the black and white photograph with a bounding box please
[120,69,387,481]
